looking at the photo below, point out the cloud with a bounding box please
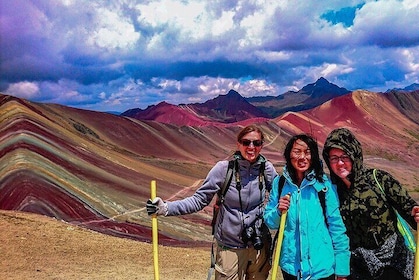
[1,0,419,112]
[353,0,419,47]
[6,81,40,99]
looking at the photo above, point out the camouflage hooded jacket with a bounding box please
[322,128,417,250]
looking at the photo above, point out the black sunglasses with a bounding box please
[239,139,263,147]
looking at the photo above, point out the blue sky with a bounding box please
[1,0,419,113]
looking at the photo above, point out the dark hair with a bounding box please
[284,134,324,183]
[237,125,265,143]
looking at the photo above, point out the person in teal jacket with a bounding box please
[264,134,350,280]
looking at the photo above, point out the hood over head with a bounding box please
[322,128,364,184]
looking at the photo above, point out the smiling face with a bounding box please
[237,131,263,163]
[290,139,312,177]
[328,147,353,180]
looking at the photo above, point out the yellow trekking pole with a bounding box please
[271,199,289,280]
[151,180,160,280]
[414,224,419,280]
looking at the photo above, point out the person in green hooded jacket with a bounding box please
[322,127,419,280]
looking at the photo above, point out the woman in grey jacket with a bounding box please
[264,134,350,280]
[146,125,277,280]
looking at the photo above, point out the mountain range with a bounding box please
[122,89,271,126]
[122,78,419,127]
[1,80,419,246]
[120,77,364,125]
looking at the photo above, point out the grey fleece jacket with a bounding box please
[166,154,277,248]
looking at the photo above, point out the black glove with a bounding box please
[146,197,168,216]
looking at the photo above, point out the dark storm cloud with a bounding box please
[0,0,418,112]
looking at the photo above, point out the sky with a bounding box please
[1,0,419,113]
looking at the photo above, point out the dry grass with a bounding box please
[0,210,211,280]
[0,210,285,280]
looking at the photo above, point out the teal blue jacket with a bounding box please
[264,167,350,278]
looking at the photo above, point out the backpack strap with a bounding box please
[372,169,394,208]
[207,241,216,280]
[277,175,286,195]
[219,159,235,205]
[211,159,235,235]
[258,161,266,192]
[373,169,385,194]
[318,188,328,227]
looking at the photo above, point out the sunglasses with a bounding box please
[239,139,263,147]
